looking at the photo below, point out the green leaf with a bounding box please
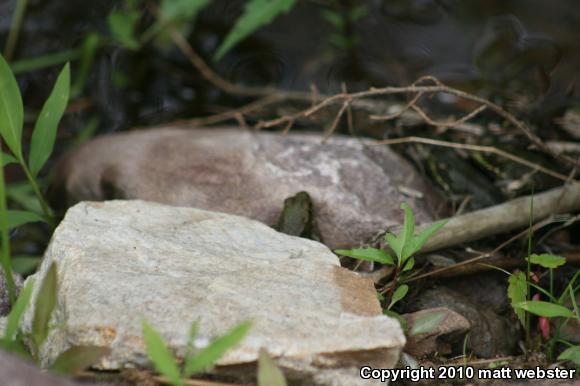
[50,345,111,375]
[185,321,199,358]
[160,0,212,24]
[108,11,141,50]
[29,63,70,176]
[0,53,24,158]
[388,284,408,310]
[508,272,527,326]
[405,219,448,258]
[7,210,45,228]
[32,262,58,348]
[558,345,580,366]
[513,301,575,318]
[4,280,34,341]
[142,320,183,386]
[529,254,566,269]
[383,309,407,332]
[334,248,394,265]
[184,320,252,377]
[410,310,446,336]
[2,152,17,166]
[402,257,415,272]
[399,203,415,253]
[385,233,403,261]
[257,348,287,386]
[215,0,297,60]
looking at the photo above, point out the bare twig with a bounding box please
[372,136,568,182]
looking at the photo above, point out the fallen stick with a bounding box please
[383,182,580,253]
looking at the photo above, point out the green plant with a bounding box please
[335,203,448,310]
[0,53,70,224]
[0,262,110,373]
[501,195,580,367]
[257,348,287,386]
[142,319,252,386]
[0,53,69,304]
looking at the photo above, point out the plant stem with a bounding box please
[0,150,17,305]
[4,0,29,61]
[525,191,535,349]
[18,156,54,226]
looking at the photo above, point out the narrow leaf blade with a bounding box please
[2,152,17,166]
[513,301,575,318]
[142,320,183,386]
[5,280,34,341]
[50,345,111,375]
[388,284,409,310]
[29,63,70,176]
[257,348,287,386]
[385,233,403,261]
[184,320,252,377]
[32,262,58,348]
[334,248,394,265]
[0,54,23,157]
[407,218,448,257]
[215,0,297,60]
[7,210,45,228]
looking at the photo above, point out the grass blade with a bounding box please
[0,53,23,158]
[184,320,252,377]
[4,279,34,340]
[334,248,394,265]
[142,320,183,386]
[257,348,287,386]
[29,63,70,176]
[7,210,45,228]
[215,0,297,60]
[32,262,58,348]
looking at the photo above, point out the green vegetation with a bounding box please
[336,202,448,310]
[142,319,252,386]
[0,262,110,373]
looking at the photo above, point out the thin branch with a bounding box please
[371,136,568,182]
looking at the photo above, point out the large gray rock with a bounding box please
[50,127,439,249]
[22,200,405,385]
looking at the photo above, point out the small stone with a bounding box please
[403,307,470,357]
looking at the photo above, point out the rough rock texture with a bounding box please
[402,307,470,357]
[49,127,440,249]
[0,349,109,386]
[22,200,405,385]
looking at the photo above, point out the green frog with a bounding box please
[275,191,323,242]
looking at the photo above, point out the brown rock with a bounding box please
[403,307,471,357]
[49,127,440,250]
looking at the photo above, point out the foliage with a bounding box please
[0,262,110,372]
[257,348,287,386]
[336,202,447,310]
[504,195,579,364]
[142,319,252,385]
[214,0,297,60]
